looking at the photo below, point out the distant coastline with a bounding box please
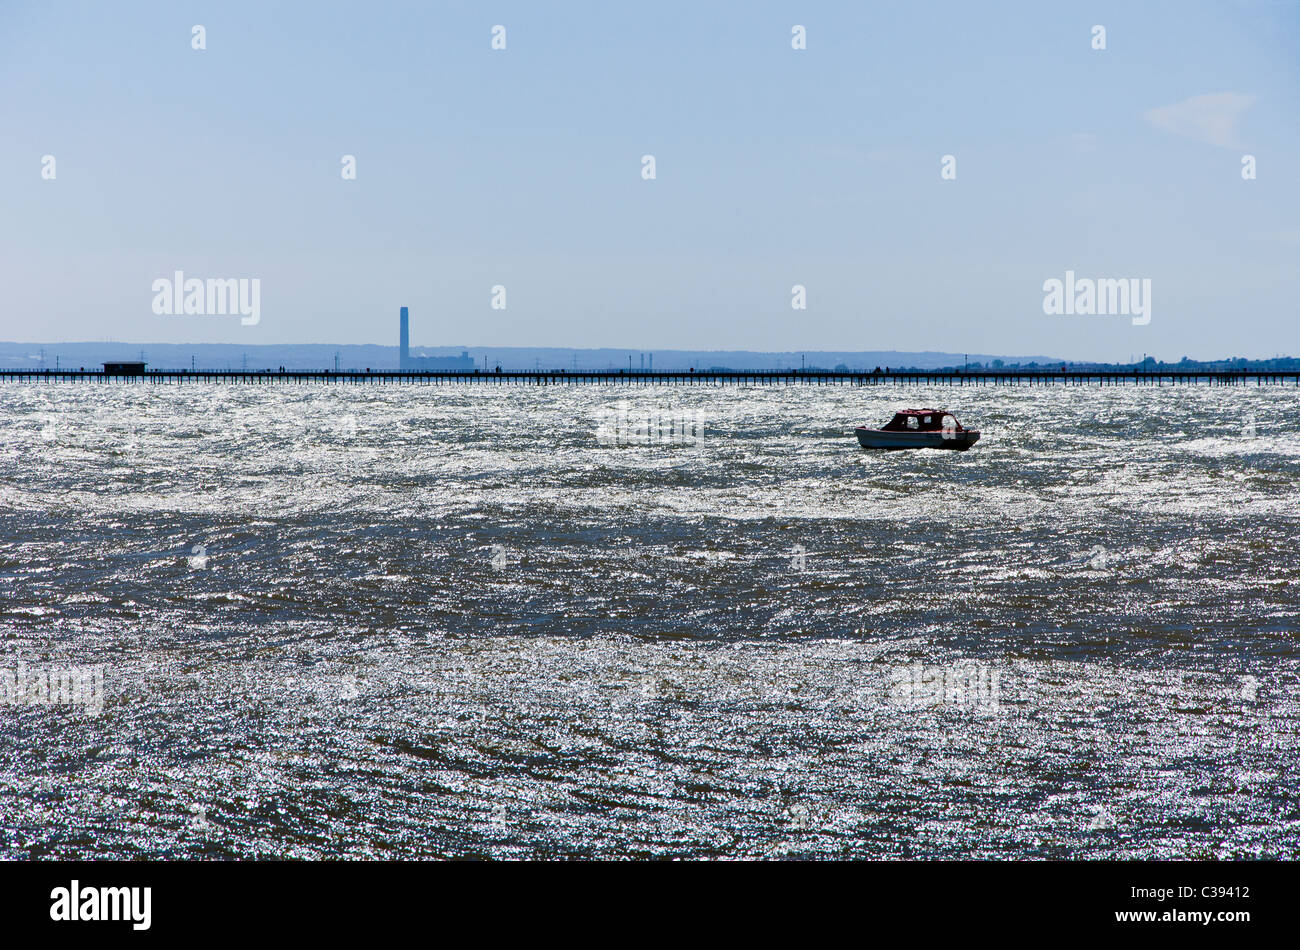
[0,342,1060,374]
[1,341,1296,376]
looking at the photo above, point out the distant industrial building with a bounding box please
[398,306,474,371]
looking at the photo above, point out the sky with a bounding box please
[0,0,1297,361]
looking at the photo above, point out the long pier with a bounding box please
[3,369,1300,387]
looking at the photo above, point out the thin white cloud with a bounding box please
[1144,92,1256,148]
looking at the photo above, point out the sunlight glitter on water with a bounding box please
[2,382,1298,857]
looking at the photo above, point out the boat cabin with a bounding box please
[879,409,964,432]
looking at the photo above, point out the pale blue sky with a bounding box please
[1,0,1297,360]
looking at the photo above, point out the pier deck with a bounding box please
[3,369,1299,387]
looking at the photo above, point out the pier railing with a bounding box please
[2,369,1299,387]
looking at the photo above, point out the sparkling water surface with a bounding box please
[2,381,1298,858]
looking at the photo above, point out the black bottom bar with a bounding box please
[0,859,1277,938]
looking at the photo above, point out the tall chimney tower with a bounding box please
[399,306,409,369]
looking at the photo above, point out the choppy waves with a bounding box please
[1,381,1298,857]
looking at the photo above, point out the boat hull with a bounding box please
[855,428,980,451]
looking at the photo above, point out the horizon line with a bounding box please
[5,342,1299,366]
